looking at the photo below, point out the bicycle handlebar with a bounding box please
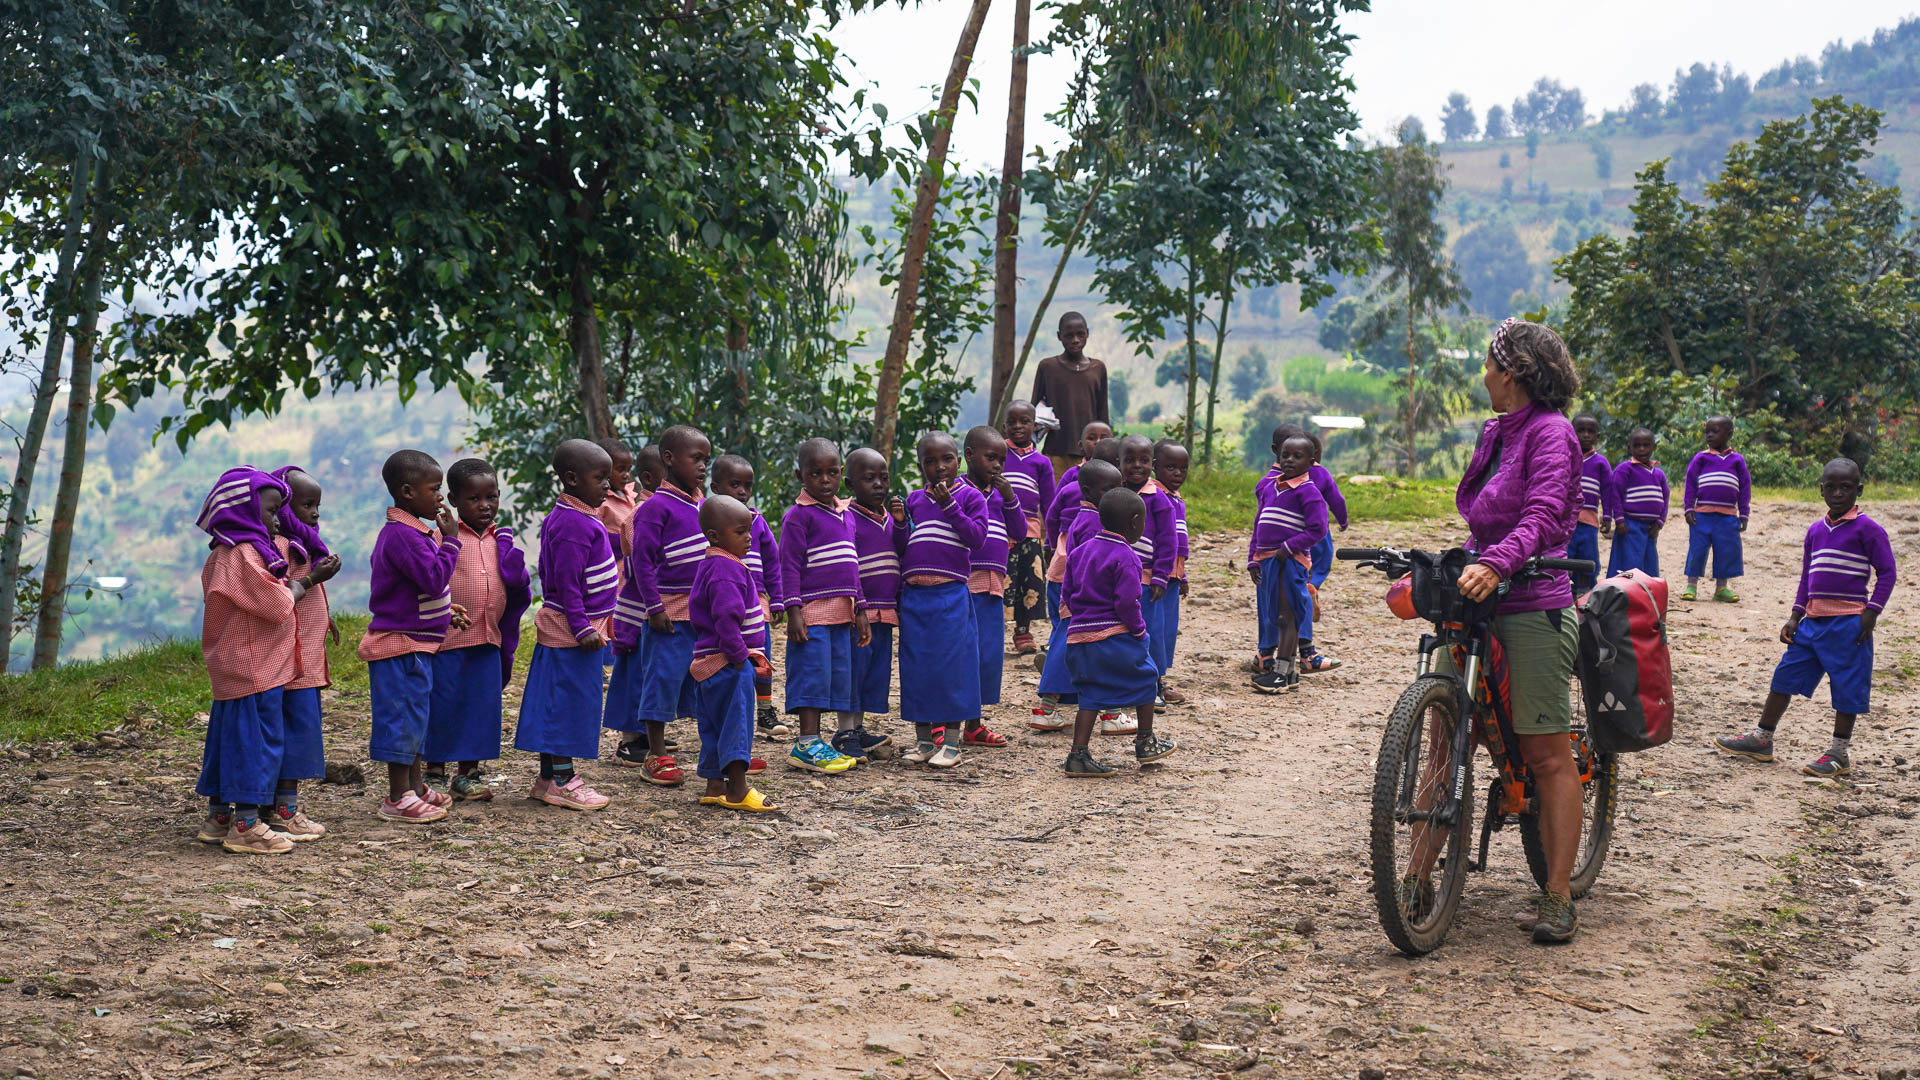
[1335,547,1384,561]
[1534,556,1597,575]
[1336,546,1596,580]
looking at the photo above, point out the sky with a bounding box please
[829,1,1920,168]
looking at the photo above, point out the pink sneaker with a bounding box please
[377,792,448,823]
[268,807,327,842]
[419,787,454,810]
[535,775,610,812]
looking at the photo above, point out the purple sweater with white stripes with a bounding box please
[901,483,989,584]
[1063,532,1148,638]
[366,519,462,641]
[1612,460,1670,524]
[1133,484,1178,588]
[1684,450,1752,518]
[1002,444,1056,527]
[778,498,866,611]
[1580,451,1619,523]
[612,482,703,647]
[692,551,765,669]
[968,483,1030,576]
[1794,511,1897,614]
[1249,469,1329,561]
[536,500,619,641]
[745,511,781,608]
[1308,465,1348,531]
[849,502,905,615]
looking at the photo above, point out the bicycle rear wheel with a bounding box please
[1371,677,1474,956]
[1520,729,1618,899]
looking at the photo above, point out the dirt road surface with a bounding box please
[0,498,1915,1080]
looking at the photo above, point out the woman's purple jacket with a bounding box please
[1456,402,1580,614]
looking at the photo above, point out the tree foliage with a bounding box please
[1558,98,1920,470]
[1440,92,1477,142]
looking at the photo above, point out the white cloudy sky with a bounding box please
[831,1,1920,168]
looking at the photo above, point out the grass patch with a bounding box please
[1181,466,1456,533]
[1755,484,1920,504]
[0,614,376,745]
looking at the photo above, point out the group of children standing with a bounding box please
[193,407,1196,850]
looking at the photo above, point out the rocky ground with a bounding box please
[0,497,1916,1080]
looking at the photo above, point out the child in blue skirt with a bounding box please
[777,439,866,773]
[961,425,1026,748]
[844,448,905,758]
[513,440,619,811]
[1061,488,1179,776]
[897,433,989,768]
[268,465,342,842]
[425,458,532,802]
[690,495,780,811]
[1032,460,1122,732]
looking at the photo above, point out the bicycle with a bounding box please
[1337,545,1618,956]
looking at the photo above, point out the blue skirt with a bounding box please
[1149,586,1181,674]
[851,623,894,714]
[632,620,695,724]
[1039,588,1077,703]
[515,644,605,759]
[786,621,855,713]
[972,590,1006,707]
[198,687,285,807]
[368,653,433,765]
[602,647,645,734]
[1609,518,1661,577]
[693,663,758,779]
[899,581,980,725]
[279,686,326,781]
[1568,522,1600,594]
[1066,634,1160,712]
[425,644,504,763]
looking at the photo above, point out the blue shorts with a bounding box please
[279,686,326,782]
[1256,556,1313,653]
[634,620,696,724]
[1684,513,1743,579]
[198,687,285,807]
[1608,518,1661,578]
[515,643,605,759]
[899,581,980,725]
[851,622,894,714]
[1771,614,1873,714]
[973,590,1006,707]
[1065,634,1160,713]
[693,663,757,779]
[368,653,433,765]
[1150,584,1181,673]
[785,621,855,713]
[425,644,504,763]
[1309,534,1334,588]
[1568,522,1600,594]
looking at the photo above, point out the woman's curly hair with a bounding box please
[1488,318,1580,412]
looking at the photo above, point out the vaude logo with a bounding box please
[1599,691,1629,713]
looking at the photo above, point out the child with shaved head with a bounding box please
[689,495,778,811]
[711,453,786,737]
[1061,487,1178,776]
[777,438,869,772]
[1000,400,1056,654]
[962,425,1027,747]
[843,447,907,755]
[897,432,990,768]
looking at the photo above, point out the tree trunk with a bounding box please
[1203,281,1233,465]
[31,201,114,671]
[1402,280,1418,478]
[998,171,1105,426]
[1182,257,1199,441]
[570,256,615,442]
[986,0,1031,423]
[870,0,994,465]
[0,154,91,661]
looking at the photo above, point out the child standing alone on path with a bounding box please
[358,450,464,824]
[1608,428,1668,577]
[513,439,618,811]
[1682,416,1751,602]
[689,495,779,812]
[1249,431,1327,694]
[1060,488,1179,777]
[267,466,341,843]
[424,458,532,802]
[1713,458,1897,778]
[1000,401,1056,656]
[1570,415,1616,595]
[777,439,865,773]
[194,468,307,855]
[898,432,990,768]
[1273,425,1346,674]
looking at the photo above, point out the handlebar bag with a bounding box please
[1576,570,1673,753]
[1409,548,1501,628]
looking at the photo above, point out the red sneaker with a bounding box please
[641,755,686,787]
[746,757,768,774]
[1012,631,1037,655]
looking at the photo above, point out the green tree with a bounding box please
[1109,368,1132,420]
[1354,125,1469,476]
[1590,138,1614,185]
[1440,92,1477,142]
[1453,221,1533,317]
[1228,348,1271,400]
[1558,98,1920,468]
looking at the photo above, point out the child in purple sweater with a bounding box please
[689,496,778,812]
[1034,460,1123,732]
[1120,435,1178,702]
[513,440,618,811]
[711,454,785,736]
[1061,488,1179,776]
[898,432,990,768]
[1248,431,1327,693]
[1714,459,1896,778]
[1681,415,1751,603]
[358,450,464,823]
[1569,415,1616,595]
[779,439,868,774]
[844,448,906,758]
[1607,428,1668,577]
[1152,440,1191,704]
[963,425,1027,747]
[1001,401,1056,655]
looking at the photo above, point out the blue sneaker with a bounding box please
[855,726,891,753]
[788,736,856,774]
[829,729,869,763]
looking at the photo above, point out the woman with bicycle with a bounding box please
[1450,318,1585,943]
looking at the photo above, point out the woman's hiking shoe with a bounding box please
[1134,733,1178,764]
[1712,731,1774,762]
[1064,748,1115,777]
[1802,752,1850,778]
[1530,892,1577,944]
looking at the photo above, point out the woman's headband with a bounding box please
[1489,317,1521,370]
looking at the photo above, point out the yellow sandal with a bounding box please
[718,787,779,813]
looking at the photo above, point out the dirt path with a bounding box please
[0,498,1915,1080]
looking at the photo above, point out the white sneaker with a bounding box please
[928,744,963,768]
[1098,712,1138,736]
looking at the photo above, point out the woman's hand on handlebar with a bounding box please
[1458,562,1502,602]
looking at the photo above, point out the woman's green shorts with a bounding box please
[1429,606,1578,735]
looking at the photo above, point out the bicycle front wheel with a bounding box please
[1370,676,1474,957]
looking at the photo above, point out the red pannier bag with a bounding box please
[1576,570,1674,753]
